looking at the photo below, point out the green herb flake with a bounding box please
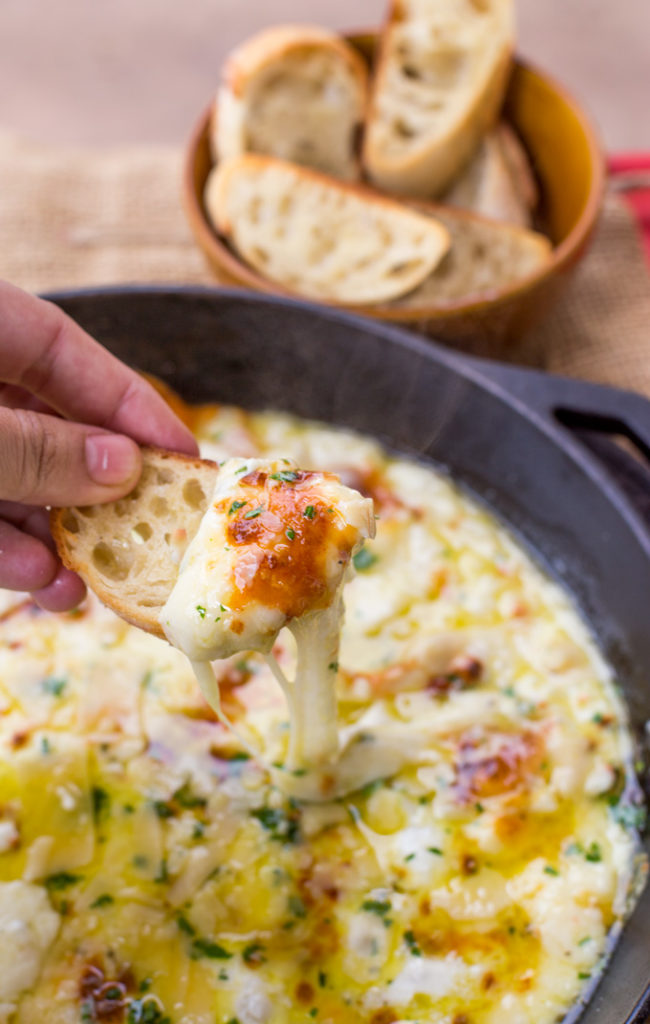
[235,465,248,475]
[328,661,339,672]
[309,1010,318,1018]
[286,527,296,541]
[288,894,307,919]
[428,846,443,856]
[361,899,391,916]
[81,1000,95,1023]
[228,500,247,515]
[404,929,422,956]
[303,505,316,520]
[40,736,52,754]
[318,971,327,988]
[152,800,174,819]
[611,801,647,831]
[173,781,207,809]
[271,470,299,483]
[191,937,233,960]
[405,852,416,862]
[90,893,114,909]
[177,913,196,936]
[195,604,207,619]
[353,548,378,572]
[578,936,592,946]
[242,941,267,965]
[92,786,110,822]
[127,998,171,1024]
[544,865,559,876]
[244,506,264,519]
[585,842,602,862]
[578,971,591,980]
[45,871,81,891]
[42,676,66,697]
[251,806,300,844]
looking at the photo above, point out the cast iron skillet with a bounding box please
[47,286,650,1024]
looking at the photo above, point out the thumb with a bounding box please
[0,408,143,507]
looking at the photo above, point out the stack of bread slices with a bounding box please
[204,2,551,309]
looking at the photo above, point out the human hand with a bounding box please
[0,282,199,611]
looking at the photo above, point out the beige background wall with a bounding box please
[1,0,648,151]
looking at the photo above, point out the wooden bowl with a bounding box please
[183,37,604,359]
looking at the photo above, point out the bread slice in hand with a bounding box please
[363,0,514,198]
[205,154,451,304]
[442,122,538,227]
[388,203,551,309]
[212,24,368,182]
[50,448,218,639]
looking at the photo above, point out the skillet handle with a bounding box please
[474,363,650,464]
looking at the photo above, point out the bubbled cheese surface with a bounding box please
[0,403,644,1024]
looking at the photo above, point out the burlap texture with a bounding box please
[1,130,649,394]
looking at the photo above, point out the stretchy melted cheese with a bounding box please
[160,457,374,778]
[0,403,644,1024]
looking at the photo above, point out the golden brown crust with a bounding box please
[50,447,219,638]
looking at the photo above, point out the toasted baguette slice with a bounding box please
[442,122,538,227]
[388,204,551,308]
[51,449,218,639]
[205,154,451,304]
[363,0,514,198]
[212,25,368,181]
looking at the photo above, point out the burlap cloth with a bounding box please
[1,130,649,395]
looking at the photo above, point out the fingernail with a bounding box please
[85,435,140,486]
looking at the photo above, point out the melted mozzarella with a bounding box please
[161,458,374,776]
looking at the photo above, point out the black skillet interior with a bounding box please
[47,286,650,1024]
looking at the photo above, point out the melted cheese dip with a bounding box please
[0,404,644,1024]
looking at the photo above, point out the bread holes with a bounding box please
[388,259,420,277]
[251,246,270,265]
[156,468,174,486]
[182,478,206,510]
[131,522,153,545]
[248,197,262,225]
[150,496,169,517]
[401,64,422,80]
[394,118,415,139]
[61,512,80,534]
[91,542,129,582]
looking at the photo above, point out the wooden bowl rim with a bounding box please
[182,54,605,323]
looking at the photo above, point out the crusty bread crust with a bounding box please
[205,154,451,304]
[363,0,514,198]
[442,123,538,227]
[388,200,551,309]
[212,24,369,181]
[51,448,218,639]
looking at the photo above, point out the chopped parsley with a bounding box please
[585,842,602,862]
[244,506,264,519]
[328,661,338,672]
[286,527,296,541]
[303,505,316,519]
[404,929,422,956]
[191,937,233,960]
[288,895,307,919]
[234,465,248,474]
[242,941,267,965]
[228,500,247,514]
[361,899,391,916]
[45,871,81,891]
[195,605,206,619]
[152,800,174,819]
[42,676,66,697]
[353,548,378,572]
[90,893,114,909]
[271,470,299,483]
[92,786,110,822]
[544,865,559,876]
[173,780,207,809]
[428,846,443,856]
[578,971,591,981]
[177,913,196,936]
[251,806,300,843]
[127,998,171,1024]
[318,971,327,988]
[40,736,52,754]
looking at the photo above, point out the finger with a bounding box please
[32,566,86,612]
[0,408,144,507]
[0,282,198,456]
[0,519,58,591]
[0,383,54,414]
